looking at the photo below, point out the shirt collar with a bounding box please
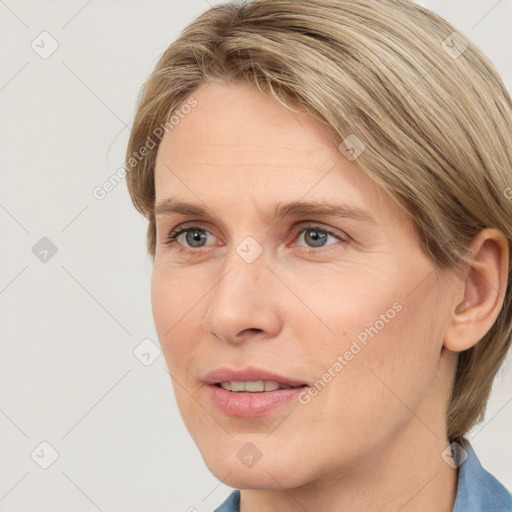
[453,442,512,512]
[214,488,240,512]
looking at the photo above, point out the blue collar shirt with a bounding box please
[213,444,512,511]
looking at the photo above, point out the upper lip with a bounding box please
[203,366,309,387]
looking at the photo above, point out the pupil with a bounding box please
[305,229,327,247]
[186,230,207,247]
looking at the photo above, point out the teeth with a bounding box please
[265,381,280,391]
[218,380,295,392]
[245,380,265,392]
[231,381,245,392]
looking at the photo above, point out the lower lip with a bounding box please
[205,384,308,417]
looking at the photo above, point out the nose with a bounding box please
[202,250,282,345]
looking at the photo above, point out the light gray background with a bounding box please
[0,1,511,511]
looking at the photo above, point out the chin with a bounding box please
[206,459,308,491]
[198,439,313,490]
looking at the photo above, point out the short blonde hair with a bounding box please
[125,0,512,443]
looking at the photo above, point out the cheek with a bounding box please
[151,268,209,430]
[150,266,203,373]
[316,274,444,437]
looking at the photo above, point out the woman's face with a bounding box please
[152,80,458,489]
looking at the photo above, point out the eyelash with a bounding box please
[162,223,348,254]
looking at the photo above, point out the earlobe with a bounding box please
[443,228,509,353]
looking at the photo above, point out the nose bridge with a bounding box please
[209,242,266,314]
[214,232,267,295]
[203,241,280,341]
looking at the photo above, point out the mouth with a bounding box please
[213,380,308,392]
[202,366,310,388]
[202,367,310,417]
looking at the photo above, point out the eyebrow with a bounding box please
[154,198,377,224]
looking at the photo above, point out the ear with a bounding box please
[444,228,509,353]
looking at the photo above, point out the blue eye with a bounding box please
[166,227,210,248]
[163,223,347,252]
[295,226,341,248]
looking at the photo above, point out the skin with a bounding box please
[151,80,509,512]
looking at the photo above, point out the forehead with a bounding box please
[157,80,337,165]
[153,81,402,225]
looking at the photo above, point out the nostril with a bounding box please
[240,328,263,335]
